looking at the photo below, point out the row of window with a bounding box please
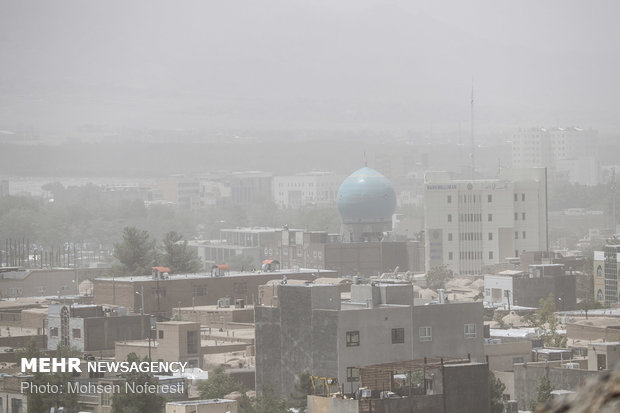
[515,212,526,220]
[515,231,526,239]
[447,214,494,223]
[345,324,477,347]
[50,327,81,339]
[446,193,526,204]
[448,232,495,241]
[448,251,493,260]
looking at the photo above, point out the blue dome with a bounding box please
[337,167,397,224]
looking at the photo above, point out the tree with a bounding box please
[523,295,567,348]
[113,227,156,276]
[111,353,164,413]
[198,366,243,399]
[489,371,507,413]
[18,342,80,413]
[426,265,454,291]
[289,371,313,410]
[530,376,553,411]
[250,388,289,413]
[160,231,202,273]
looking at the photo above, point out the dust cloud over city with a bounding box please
[0,1,619,413]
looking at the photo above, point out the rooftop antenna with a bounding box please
[470,78,475,179]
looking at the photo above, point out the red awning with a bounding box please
[262,259,274,265]
[152,266,171,273]
[215,264,230,270]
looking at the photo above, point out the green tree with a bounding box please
[111,353,164,413]
[289,371,313,410]
[489,371,507,413]
[113,227,156,276]
[197,366,243,399]
[530,375,553,411]
[523,295,567,348]
[18,342,80,413]
[252,388,289,413]
[160,231,202,273]
[426,265,454,290]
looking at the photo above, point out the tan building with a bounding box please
[0,267,110,298]
[588,342,620,371]
[484,339,532,371]
[94,268,337,316]
[115,321,204,368]
[593,245,620,305]
[166,399,237,413]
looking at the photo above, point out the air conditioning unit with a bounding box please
[235,299,245,308]
[562,363,580,369]
[217,298,230,308]
[360,389,372,398]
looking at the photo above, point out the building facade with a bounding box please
[273,171,343,208]
[424,168,548,275]
[255,283,484,398]
[511,127,598,185]
[593,245,620,305]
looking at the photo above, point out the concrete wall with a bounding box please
[336,306,414,393]
[84,315,151,351]
[443,363,490,413]
[566,323,620,342]
[412,302,485,362]
[513,362,600,410]
[254,305,283,395]
[513,273,576,310]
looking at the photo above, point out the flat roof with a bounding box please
[95,268,334,283]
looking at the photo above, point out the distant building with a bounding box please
[424,168,548,275]
[157,175,201,209]
[47,304,151,352]
[593,245,620,305]
[255,283,484,399]
[0,267,110,298]
[273,171,343,208]
[228,171,272,205]
[511,127,598,185]
[484,264,576,310]
[116,321,204,369]
[93,268,338,316]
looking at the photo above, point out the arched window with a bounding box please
[61,306,70,347]
[597,289,604,302]
[596,266,603,277]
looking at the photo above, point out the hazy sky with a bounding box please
[1,0,619,137]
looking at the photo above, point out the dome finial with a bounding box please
[364,150,368,167]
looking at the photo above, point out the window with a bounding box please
[514,212,518,221]
[489,251,494,259]
[347,367,359,382]
[419,327,432,342]
[514,193,518,202]
[522,212,526,220]
[50,327,58,337]
[522,231,526,239]
[515,232,518,239]
[522,193,526,201]
[488,232,493,241]
[488,194,492,202]
[448,252,453,260]
[391,328,405,344]
[187,330,198,354]
[346,331,360,347]
[448,214,452,223]
[72,329,81,339]
[464,323,477,339]
[488,214,493,222]
[448,233,453,241]
[447,195,452,203]
[158,330,164,339]
[485,288,490,296]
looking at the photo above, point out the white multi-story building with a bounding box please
[424,168,548,275]
[273,171,343,208]
[511,127,598,185]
